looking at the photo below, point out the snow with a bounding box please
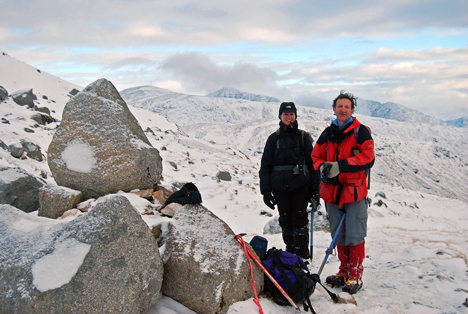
[31,238,91,292]
[1,51,467,314]
[0,167,28,184]
[61,140,97,173]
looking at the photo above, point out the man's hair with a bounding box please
[333,90,357,109]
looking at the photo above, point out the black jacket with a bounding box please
[259,120,320,195]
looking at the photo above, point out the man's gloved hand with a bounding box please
[263,193,277,210]
[326,162,340,178]
[311,193,320,205]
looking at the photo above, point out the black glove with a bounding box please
[309,193,320,209]
[263,193,277,210]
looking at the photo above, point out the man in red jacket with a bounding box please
[311,91,374,294]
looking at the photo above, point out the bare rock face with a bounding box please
[162,204,264,314]
[47,78,162,199]
[0,195,164,313]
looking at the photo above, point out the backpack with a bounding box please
[274,128,309,176]
[165,182,202,206]
[262,248,319,312]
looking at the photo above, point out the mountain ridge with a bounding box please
[206,87,281,103]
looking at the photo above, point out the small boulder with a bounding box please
[0,167,45,212]
[217,171,232,181]
[20,140,43,161]
[0,140,9,151]
[31,112,56,125]
[0,85,8,101]
[38,185,84,219]
[11,88,36,107]
[160,202,182,217]
[9,142,24,158]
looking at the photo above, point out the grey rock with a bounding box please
[375,191,387,198]
[0,195,163,313]
[30,112,56,125]
[0,86,7,101]
[38,185,84,219]
[36,106,51,115]
[8,142,24,158]
[47,78,162,199]
[216,171,232,181]
[20,140,43,161]
[0,167,44,212]
[162,204,263,314]
[0,140,9,151]
[11,88,36,107]
[69,88,80,95]
[374,199,388,207]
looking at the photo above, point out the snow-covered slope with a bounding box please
[122,86,468,202]
[355,99,448,126]
[0,51,81,119]
[120,85,280,126]
[1,53,467,314]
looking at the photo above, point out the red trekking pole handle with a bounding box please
[235,234,300,311]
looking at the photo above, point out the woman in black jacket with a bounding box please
[259,102,320,258]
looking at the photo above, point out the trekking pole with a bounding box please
[235,234,300,311]
[318,213,346,276]
[309,198,318,262]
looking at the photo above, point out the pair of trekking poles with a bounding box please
[235,209,346,313]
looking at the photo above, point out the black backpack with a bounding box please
[165,182,202,206]
[262,248,319,312]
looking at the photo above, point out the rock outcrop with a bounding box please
[47,78,163,199]
[0,195,164,313]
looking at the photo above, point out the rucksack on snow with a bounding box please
[262,248,319,312]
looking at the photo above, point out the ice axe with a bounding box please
[315,213,358,305]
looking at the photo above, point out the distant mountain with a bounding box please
[207,87,280,103]
[120,85,282,127]
[355,99,448,126]
[443,116,468,128]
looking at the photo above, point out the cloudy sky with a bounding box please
[1,0,467,118]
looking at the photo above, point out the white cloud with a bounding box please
[1,0,467,118]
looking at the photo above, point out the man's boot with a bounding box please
[326,245,349,287]
[343,241,365,294]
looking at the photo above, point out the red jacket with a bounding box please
[311,117,374,207]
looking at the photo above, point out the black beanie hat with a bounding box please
[279,102,297,117]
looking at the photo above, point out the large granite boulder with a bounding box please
[47,78,162,199]
[162,204,263,314]
[0,167,45,212]
[0,195,163,313]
